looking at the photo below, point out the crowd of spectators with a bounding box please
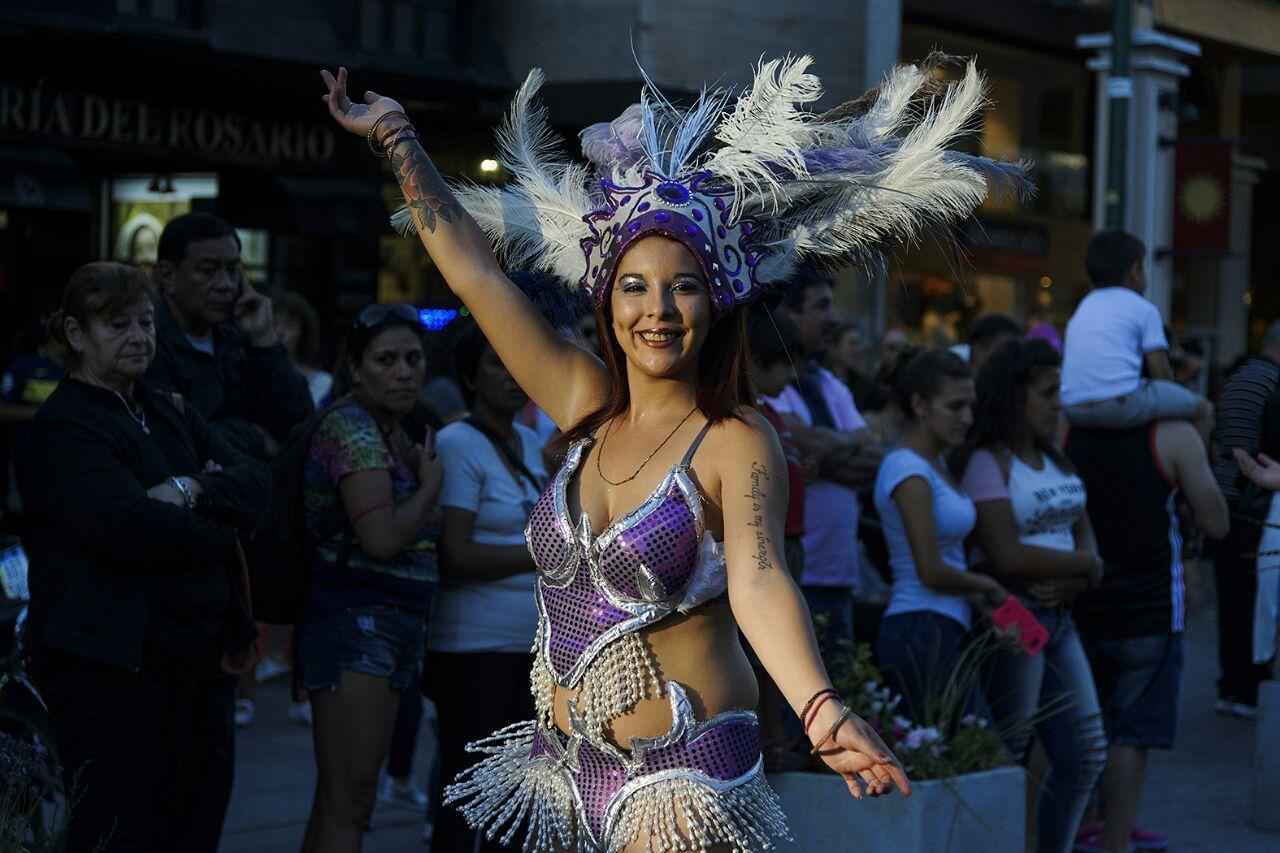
[1,222,1268,853]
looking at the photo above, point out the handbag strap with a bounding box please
[463,417,544,492]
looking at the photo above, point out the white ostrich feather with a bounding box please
[389,54,1032,298]
[423,68,595,282]
[704,55,824,214]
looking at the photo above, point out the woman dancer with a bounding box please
[322,51,1025,850]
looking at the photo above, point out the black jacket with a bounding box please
[143,299,314,459]
[23,378,270,671]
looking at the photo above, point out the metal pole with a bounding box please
[1105,0,1133,229]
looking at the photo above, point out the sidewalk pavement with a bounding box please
[220,685,437,852]
[221,602,1278,852]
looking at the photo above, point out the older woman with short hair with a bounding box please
[24,261,269,853]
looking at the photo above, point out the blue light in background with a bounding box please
[419,308,458,331]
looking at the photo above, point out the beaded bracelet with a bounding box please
[382,126,419,160]
[367,110,410,156]
[809,706,853,755]
[804,692,839,734]
[798,688,837,726]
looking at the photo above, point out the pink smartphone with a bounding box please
[992,597,1049,657]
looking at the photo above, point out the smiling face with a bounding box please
[608,235,713,382]
[351,324,426,417]
[65,298,157,389]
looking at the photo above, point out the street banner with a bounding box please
[1172,143,1232,254]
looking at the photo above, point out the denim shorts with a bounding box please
[297,604,426,693]
[1082,632,1183,748]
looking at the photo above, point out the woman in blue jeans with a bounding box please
[957,338,1108,853]
[874,350,1007,725]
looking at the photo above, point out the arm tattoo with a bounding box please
[744,460,773,571]
[390,142,465,234]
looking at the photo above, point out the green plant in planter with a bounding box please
[817,621,1033,781]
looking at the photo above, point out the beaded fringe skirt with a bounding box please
[444,681,792,852]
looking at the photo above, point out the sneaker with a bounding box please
[286,699,312,727]
[1130,824,1169,850]
[1073,822,1166,852]
[422,820,434,844]
[1214,697,1259,720]
[254,655,291,683]
[1073,824,1102,852]
[378,775,428,808]
[234,698,255,728]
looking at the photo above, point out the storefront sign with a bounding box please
[0,83,336,167]
[961,219,1050,273]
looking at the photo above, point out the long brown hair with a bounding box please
[553,289,755,453]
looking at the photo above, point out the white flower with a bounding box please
[960,714,989,729]
[903,726,942,750]
[893,715,914,731]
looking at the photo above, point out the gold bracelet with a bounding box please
[809,706,852,755]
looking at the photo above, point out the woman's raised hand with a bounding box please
[320,67,406,138]
[812,708,912,800]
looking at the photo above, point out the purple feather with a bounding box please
[579,103,646,170]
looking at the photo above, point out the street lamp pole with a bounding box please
[1105,0,1133,229]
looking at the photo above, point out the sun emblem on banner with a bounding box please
[1179,172,1225,223]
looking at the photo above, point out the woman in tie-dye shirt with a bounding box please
[296,302,443,850]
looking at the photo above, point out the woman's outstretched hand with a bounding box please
[1236,448,1280,491]
[811,706,912,800]
[320,66,405,137]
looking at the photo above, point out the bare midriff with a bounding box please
[550,598,759,749]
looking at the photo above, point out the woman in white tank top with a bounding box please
[957,338,1108,853]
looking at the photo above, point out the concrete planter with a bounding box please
[770,765,1025,852]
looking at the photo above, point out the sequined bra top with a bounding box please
[524,422,725,688]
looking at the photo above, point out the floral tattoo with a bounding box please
[391,143,464,233]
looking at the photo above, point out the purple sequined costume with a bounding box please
[445,426,790,851]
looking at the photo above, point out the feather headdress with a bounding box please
[395,54,1033,312]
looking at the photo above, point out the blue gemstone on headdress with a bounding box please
[692,209,703,221]
[733,279,743,292]
[655,182,691,205]
[746,254,758,266]
[628,221,642,231]
[714,198,726,211]
[717,226,727,238]
[620,195,631,204]
[741,222,753,235]
[653,211,670,223]
[684,224,698,237]
[638,202,650,212]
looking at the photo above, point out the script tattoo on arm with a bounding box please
[743,460,773,571]
[390,142,465,234]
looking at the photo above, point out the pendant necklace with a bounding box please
[114,390,150,434]
[595,406,697,487]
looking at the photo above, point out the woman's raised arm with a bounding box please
[321,67,608,428]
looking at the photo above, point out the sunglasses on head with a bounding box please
[354,302,421,330]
